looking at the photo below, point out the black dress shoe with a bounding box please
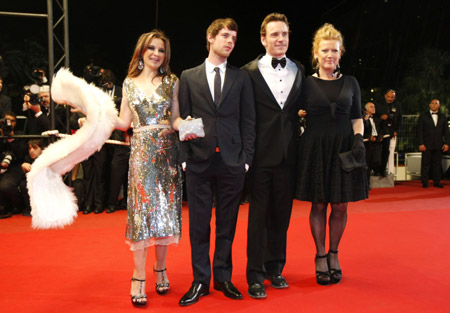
[422,183,429,188]
[83,206,93,214]
[179,282,209,306]
[434,183,444,188]
[106,206,116,213]
[213,281,243,299]
[94,207,104,214]
[248,282,266,299]
[266,274,289,289]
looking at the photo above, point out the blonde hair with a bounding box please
[127,29,171,79]
[311,23,345,68]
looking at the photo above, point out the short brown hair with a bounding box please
[206,18,238,51]
[260,13,289,37]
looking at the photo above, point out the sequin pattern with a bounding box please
[124,75,182,249]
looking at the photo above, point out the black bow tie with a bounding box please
[431,112,438,115]
[272,57,286,69]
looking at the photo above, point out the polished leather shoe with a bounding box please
[266,274,289,289]
[434,183,444,188]
[94,207,104,214]
[106,206,116,213]
[83,206,93,214]
[248,282,266,299]
[213,281,243,300]
[179,282,209,306]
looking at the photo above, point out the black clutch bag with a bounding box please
[338,150,367,172]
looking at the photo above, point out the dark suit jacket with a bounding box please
[363,114,382,141]
[242,55,304,167]
[179,62,256,174]
[417,111,450,150]
[376,100,402,137]
[0,94,12,117]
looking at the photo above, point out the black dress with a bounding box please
[295,75,369,203]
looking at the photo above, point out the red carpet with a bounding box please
[1,180,449,313]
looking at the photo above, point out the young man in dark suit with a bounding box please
[178,17,255,306]
[242,12,304,299]
[417,99,450,188]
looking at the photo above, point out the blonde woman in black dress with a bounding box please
[296,23,368,285]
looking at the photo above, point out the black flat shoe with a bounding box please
[213,281,243,299]
[248,282,267,299]
[153,267,170,295]
[179,282,209,306]
[266,274,289,289]
[327,250,343,284]
[315,254,331,285]
[130,277,147,307]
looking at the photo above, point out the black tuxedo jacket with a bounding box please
[417,111,450,150]
[242,55,304,167]
[179,62,256,174]
[363,115,382,141]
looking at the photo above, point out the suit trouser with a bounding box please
[379,137,391,174]
[185,153,245,284]
[107,145,130,207]
[0,166,24,209]
[421,149,443,184]
[82,146,107,209]
[246,163,295,284]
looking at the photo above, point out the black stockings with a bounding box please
[310,202,348,270]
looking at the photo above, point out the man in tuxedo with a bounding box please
[376,89,402,176]
[242,12,304,299]
[417,99,450,188]
[178,18,255,306]
[363,102,382,184]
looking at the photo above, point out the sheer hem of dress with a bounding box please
[126,235,180,251]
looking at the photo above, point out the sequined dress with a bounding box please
[124,74,182,250]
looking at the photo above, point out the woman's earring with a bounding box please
[138,57,144,70]
[314,58,320,77]
[159,67,164,74]
[334,63,341,77]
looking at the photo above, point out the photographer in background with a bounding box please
[0,75,12,117]
[19,138,48,216]
[22,84,51,135]
[376,89,402,177]
[0,112,27,219]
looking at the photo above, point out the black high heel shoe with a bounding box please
[130,277,147,307]
[315,254,331,285]
[153,267,170,295]
[327,250,343,284]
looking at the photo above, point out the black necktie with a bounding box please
[214,67,221,107]
[272,57,287,69]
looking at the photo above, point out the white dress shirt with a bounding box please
[205,59,226,101]
[258,54,297,109]
[430,110,438,126]
[369,116,378,136]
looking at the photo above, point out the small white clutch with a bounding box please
[178,118,205,141]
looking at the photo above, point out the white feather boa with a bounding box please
[28,68,118,229]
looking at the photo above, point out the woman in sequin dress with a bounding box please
[295,24,368,286]
[115,30,186,307]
